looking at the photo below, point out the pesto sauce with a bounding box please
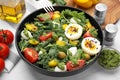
[98,49,120,69]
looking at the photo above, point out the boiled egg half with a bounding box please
[65,24,83,40]
[81,37,101,55]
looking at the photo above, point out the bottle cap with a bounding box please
[95,3,107,17]
[105,24,118,38]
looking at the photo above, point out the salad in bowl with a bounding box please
[16,6,103,77]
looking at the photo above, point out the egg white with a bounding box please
[81,37,101,55]
[65,24,83,40]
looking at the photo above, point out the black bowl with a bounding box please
[15,6,103,77]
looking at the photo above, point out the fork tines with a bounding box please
[41,0,55,13]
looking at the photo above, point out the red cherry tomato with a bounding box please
[38,12,53,22]
[0,43,10,59]
[0,58,5,73]
[23,48,38,63]
[49,12,54,19]
[39,17,45,22]
[46,32,52,39]
[66,60,85,71]
[39,36,48,42]
[0,30,14,45]
[83,31,92,38]
[39,32,52,42]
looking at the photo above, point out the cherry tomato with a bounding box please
[39,32,52,42]
[23,48,38,63]
[49,12,54,19]
[38,12,53,22]
[0,43,10,59]
[66,60,85,71]
[39,36,48,42]
[39,17,45,22]
[0,30,14,45]
[0,58,5,73]
[46,32,52,39]
[83,31,92,38]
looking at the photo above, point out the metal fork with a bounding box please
[41,0,55,13]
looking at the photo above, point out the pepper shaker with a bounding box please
[104,24,118,46]
[94,3,107,25]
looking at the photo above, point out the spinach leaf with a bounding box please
[74,49,84,60]
[61,9,87,27]
[48,47,58,57]
[18,39,29,51]
[58,62,65,70]
[89,27,98,38]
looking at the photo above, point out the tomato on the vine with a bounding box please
[0,43,10,59]
[23,48,38,63]
[0,58,5,72]
[0,30,14,45]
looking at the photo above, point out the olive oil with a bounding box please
[0,0,26,23]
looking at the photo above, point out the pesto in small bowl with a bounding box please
[98,47,120,70]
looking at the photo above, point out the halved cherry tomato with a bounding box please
[83,30,92,38]
[23,48,38,63]
[0,30,14,45]
[39,32,52,42]
[0,43,10,59]
[0,58,5,73]
[66,60,85,71]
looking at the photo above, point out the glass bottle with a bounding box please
[0,0,26,23]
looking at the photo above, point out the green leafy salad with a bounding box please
[18,9,101,72]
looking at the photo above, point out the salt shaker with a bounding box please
[104,24,118,46]
[94,3,107,25]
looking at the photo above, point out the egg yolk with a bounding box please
[67,26,78,34]
[84,39,97,50]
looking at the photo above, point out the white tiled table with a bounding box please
[0,0,120,80]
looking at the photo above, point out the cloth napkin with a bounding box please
[0,20,20,73]
[3,50,20,73]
